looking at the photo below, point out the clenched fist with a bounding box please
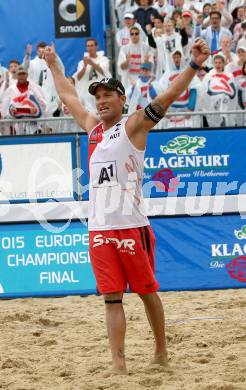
[191,38,210,67]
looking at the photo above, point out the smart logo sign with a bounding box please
[54,0,91,38]
[210,225,246,283]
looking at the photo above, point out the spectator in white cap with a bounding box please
[199,53,237,127]
[116,12,145,47]
[226,45,246,81]
[219,35,237,64]
[117,25,153,89]
[114,0,138,28]
[1,65,47,134]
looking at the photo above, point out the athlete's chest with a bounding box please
[90,123,124,158]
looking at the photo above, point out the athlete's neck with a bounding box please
[102,114,123,131]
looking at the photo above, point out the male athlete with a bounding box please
[44,39,210,375]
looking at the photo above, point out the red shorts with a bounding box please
[89,226,159,294]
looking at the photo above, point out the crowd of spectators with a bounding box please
[115,0,246,128]
[0,0,246,134]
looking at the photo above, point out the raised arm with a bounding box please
[125,39,210,149]
[44,46,99,133]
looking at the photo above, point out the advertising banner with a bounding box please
[80,128,246,200]
[144,128,246,198]
[152,214,246,291]
[0,215,245,298]
[0,221,95,297]
[0,136,77,203]
[0,0,106,75]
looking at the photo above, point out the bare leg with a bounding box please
[104,292,127,375]
[139,292,168,365]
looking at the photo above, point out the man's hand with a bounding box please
[44,46,57,68]
[84,57,93,66]
[26,44,32,56]
[145,24,152,33]
[191,38,210,66]
[83,57,89,66]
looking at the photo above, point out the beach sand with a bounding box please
[0,289,245,390]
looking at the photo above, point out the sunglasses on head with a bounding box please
[130,32,139,36]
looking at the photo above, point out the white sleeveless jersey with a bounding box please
[88,117,149,231]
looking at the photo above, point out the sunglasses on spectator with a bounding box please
[130,32,139,36]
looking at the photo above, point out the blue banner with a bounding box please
[0,221,96,298]
[144,128,246,198]
[152,214,246,291]
[79,128,246,200]
[0,215,245,298]
[0,0,106,75]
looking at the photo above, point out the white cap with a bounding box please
[236,45,246,52]
[124,13,135,19]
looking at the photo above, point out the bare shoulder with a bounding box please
[67,97,99,134]
[84,111,100,134]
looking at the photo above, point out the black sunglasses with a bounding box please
[130,32,139,36]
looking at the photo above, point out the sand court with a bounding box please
[0,288,245,390]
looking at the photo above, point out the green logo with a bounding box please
[234,225,246,240]
[160,135,206,156]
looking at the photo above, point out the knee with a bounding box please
[138,292,157,304]
[104,292,124,304]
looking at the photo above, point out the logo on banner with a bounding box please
[226,256,246,283]
[144,134,230,174]
[54,0,91,38]
[152,168,179,192]
[234,225,246,240]
[160,135,206,156]
[210,225,246,282]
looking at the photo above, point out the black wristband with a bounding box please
[144,103,163,123]
[189,60,201,71]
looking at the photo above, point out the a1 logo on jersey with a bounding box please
[91,161,118,188]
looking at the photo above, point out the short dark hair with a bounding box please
[130,26,140,32]
[9,59,19,66]
[86,38,98,46]
[154,15,164,23]
[36,42,47,50]
[210,11,222,19]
